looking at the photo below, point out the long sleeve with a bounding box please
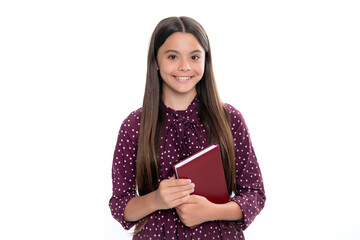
[226,104,266,230]
[109,97,264,239]
[109,109,141,230]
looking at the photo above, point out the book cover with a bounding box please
[172,144,229,204]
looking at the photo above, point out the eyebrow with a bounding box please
[165,49,204,54]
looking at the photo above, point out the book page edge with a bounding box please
[174,145,217,169]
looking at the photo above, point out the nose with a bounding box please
[179,58,191,71]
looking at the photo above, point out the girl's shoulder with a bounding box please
[118,107,142,137]
[121,107,142,125]
[224,103,247,131]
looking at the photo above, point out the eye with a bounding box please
[168,55,177,60]
[191,55,200,60]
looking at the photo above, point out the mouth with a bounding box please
[173,76,192,83]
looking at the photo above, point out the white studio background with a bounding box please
[0,0,359,239]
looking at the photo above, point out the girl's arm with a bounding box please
[176,105,266,228]
[124,177,195,222]
[211,200,243,221]
[175,195,243,227]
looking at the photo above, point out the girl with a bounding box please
[109,16,266,239]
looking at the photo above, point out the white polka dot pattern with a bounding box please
[109,96,266,239]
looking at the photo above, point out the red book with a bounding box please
[173,144,229,204]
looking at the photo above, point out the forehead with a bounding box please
[159,32,204,53]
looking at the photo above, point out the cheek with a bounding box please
[159,70,171,81]
[159,63,175,76]
[193,62,205,76]
[159,67,175,81]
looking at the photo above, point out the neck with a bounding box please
[162,90,197,111]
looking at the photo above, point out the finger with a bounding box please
[166,191,192,205]
[170,188,195,200]
[160,178,191,187]
[170,194,191,208]
[181,194,199,204]
[167,178,193,187]
[170,183,195,194]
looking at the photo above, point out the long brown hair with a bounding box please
[136,16,236,229]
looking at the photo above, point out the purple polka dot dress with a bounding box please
[109,96,266,239]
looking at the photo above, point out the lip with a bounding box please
[173,75,193,83]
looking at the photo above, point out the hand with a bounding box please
[153,176,195,210]
[176,194,215,227]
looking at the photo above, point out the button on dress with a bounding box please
[109,96,266,239]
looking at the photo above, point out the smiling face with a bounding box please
[157,32,205,104]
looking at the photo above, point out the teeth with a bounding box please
[176,76,191,80]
